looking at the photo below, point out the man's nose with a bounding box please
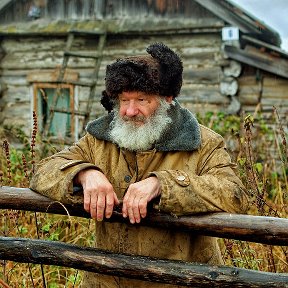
[125,101,139,117]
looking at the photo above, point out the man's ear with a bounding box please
[165,96,173,103]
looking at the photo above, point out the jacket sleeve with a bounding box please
[152,133,249,216]
[29,134,99,204]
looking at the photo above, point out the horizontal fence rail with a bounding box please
[1,186,288,287]
[0,236,287,288]
[0,186,288,246]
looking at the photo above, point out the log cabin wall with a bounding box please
[0,32,230,137]
[0,0,287,141]
[0,0,223,23]
[238,66,288,123]
[0,0,232,138]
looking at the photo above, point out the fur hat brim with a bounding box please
[101,43,183,111]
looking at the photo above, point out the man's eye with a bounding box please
[138,99,149,105]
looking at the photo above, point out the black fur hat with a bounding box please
[101,43,183,112]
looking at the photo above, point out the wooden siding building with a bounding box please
[0,0,287,141]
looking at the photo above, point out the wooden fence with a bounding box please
[0,186,288,287]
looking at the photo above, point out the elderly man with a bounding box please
[30,43,249,287]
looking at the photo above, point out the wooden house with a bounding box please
[0,0,287,142]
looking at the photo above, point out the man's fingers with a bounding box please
[122,190,130,218]
[96,193,106,221]
[123,183,151,223]
[127,200,135,224]
[89,190,98,219]
[83,193,90,213]
[132,197,141,223]
[125,193,137,224]
[77,169,118,220]
[139,198,148,219]
[114,192,120,205]
[83,188,93,214]
[105,193,116,218]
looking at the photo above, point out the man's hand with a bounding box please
[75,169,119,221]
[122,176,161,224]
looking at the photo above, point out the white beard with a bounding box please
[109,99,172,151]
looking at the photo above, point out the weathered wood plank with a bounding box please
[2,103,31,118]
[224,45,288,79]
[0,0,221,25]
[4,85,30,102]
[183,67,222,84]
[261,75,288,103]
[261,99,288,106]
[237,76,261,105]
[184,103,223,115]
[0,237,287,287]
[1,36,223,70]
[1,38,68,52]
[0,186,288,246]
[194,0,264,35]
[180,87,229,104]
[242,35,288,59]
[263,77,288,86]
[27,69,78,82]
[238,93,259,105]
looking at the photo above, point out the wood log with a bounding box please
[180,88,229,104]
[0,186,288,246]
[0,237,287,287]
[27,69,79,83]
[220,76,238,96]
[223,60,242,77]
[224,45,288,79]
[183,67,222,84]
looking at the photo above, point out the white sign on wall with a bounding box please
[222,27,240,41]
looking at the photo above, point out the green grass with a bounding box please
[0,108,287,286]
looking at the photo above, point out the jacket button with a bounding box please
[176,175,185,181]
[124,175,132,183]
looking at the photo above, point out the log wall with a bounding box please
[238,68,288,122]
[0,32,232,137]
[0,0,217,24]
[0,30,287,139]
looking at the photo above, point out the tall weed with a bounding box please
[0,108,287,286]
[0,114,94,287]
[198,109,287,273]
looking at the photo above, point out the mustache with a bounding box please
[122,115,147,122]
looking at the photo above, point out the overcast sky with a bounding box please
[231,0,288,52]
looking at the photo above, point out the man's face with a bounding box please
[118,91,172,125]
[110,91,173,151]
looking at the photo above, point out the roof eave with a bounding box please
[0,18,225,36]
[194,0,281,47]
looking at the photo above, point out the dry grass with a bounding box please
[0,211,94,287]
[0,107,287,286]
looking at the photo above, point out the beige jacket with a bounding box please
[30,102,249,287]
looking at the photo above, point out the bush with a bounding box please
[1,108,287,286]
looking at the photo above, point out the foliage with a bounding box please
[198,109,288,273]
[0,114,94,287]
[0,108,287,286]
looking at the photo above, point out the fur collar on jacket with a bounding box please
[86,100,201,151]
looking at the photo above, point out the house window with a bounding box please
[33,83,75,139]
